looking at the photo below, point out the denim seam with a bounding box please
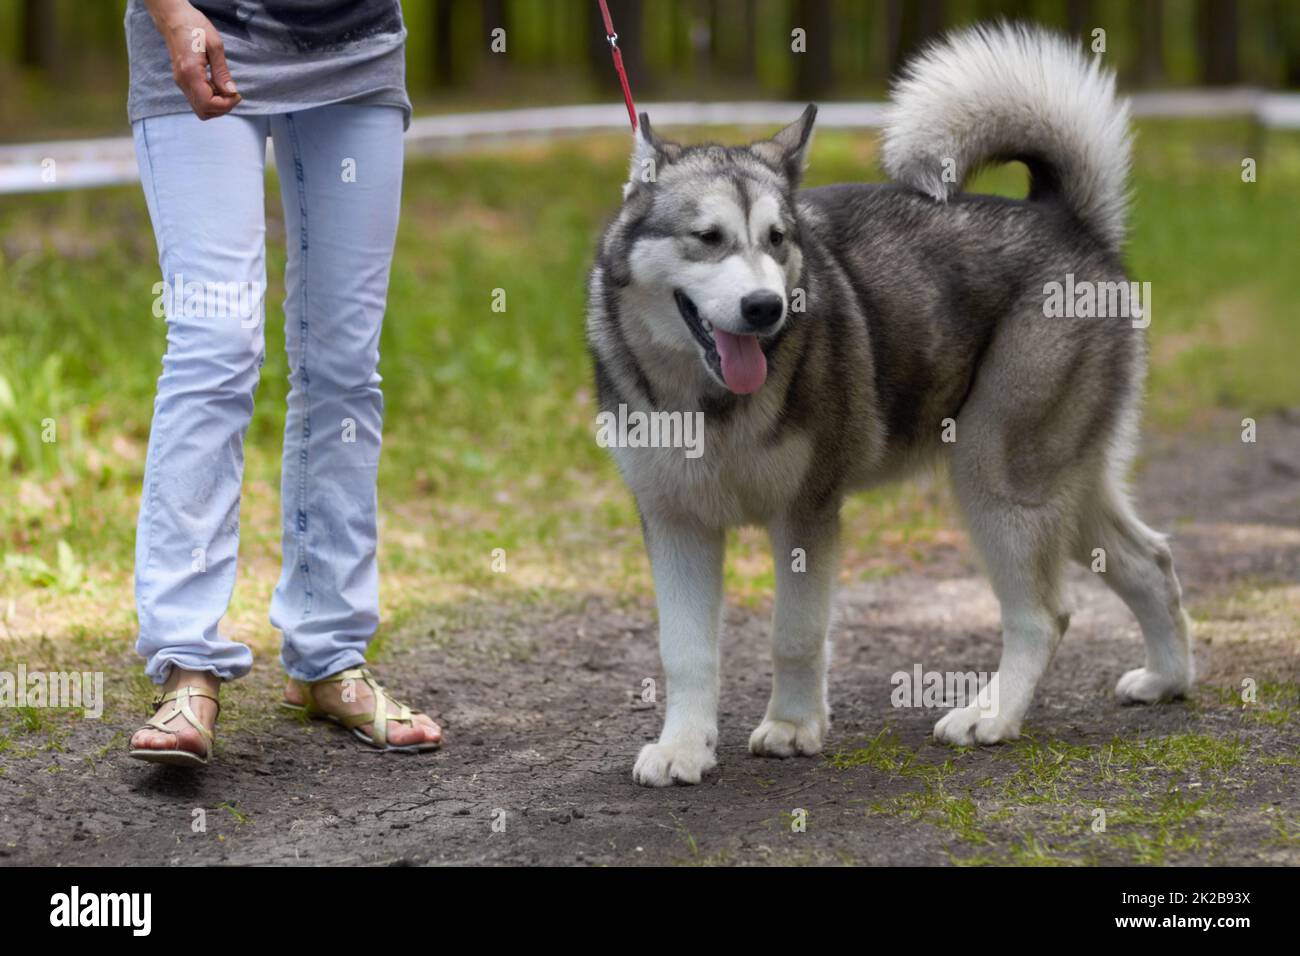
[136,118,168,618]
[286,113,314,617]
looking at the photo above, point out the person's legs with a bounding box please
[129,111,270,759]
[133,111,270,688]
[267,104,401,680]
[268,104,438,748]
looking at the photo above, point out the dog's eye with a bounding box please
[770,227,785,246]
[693,228,723,245]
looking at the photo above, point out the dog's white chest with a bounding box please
[613,420,813,527]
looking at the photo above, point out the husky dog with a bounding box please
[587,24,1193,786]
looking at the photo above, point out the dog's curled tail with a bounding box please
[882,22,1132,252]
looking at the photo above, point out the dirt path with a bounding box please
[4,415,1298,866]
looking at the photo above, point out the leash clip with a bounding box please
[596,0,638,131]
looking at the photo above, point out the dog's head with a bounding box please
[602,106,817,395]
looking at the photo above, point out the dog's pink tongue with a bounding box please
[713,329,767,394]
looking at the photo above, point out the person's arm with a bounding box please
[142,0,241,120]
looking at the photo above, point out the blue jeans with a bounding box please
[132,105,404,685]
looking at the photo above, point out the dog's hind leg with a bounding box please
[633,511,726,787]
[1073,477,1194,703]
[749,508,840,758]
[936,464,1073,745]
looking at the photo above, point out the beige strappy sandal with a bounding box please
[129,685,220,767]
[281,667,440,753]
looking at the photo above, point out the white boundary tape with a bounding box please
[1,91,1297,195]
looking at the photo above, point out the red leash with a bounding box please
[597,0,638,131]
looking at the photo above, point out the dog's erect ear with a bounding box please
[751,104,818,187]
[626,113,680,197]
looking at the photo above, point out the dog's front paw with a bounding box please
[933,703,1020,747]
[633,739,717,787]
[1115,667,1190,704]
[749,716,825,758]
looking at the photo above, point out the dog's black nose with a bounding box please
[741,291,784,331]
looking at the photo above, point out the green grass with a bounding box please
[828,729,1263,865]
[0,120,1298,662]
[218,802,251,826]
[828,726,919,773]
[1205,680,1300,724]
[830,728,986,845]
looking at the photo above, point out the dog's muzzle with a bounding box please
[674,290,771,394]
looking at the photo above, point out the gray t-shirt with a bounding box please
[125,0,411,128]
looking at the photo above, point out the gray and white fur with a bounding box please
[586,23,1193,786]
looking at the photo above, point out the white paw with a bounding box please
[633,739,717,787]
[1116,667,1189,704]
[749,716,825,758]
[933,703,1021,747]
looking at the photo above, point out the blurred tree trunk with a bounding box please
[737,0,757,82]
[545,3,564,68]
[888,0,944,81]
[432,0,458,88]
[706,0,721,64]
[481,0,508,75]
[20,0,59,72]
[482,0,509,41]
[629,0,648,88]
[671,0,690,71]
[1276,0,1300,87]
[692,0,716,82]
[1133,0,1166,85]
[1197,0,1240,85]
[981,0,1030,22]
[588,0,647,93]
[792,0,834,99]
[1066,0,1094,37]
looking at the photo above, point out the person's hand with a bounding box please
[145,0,241,120]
